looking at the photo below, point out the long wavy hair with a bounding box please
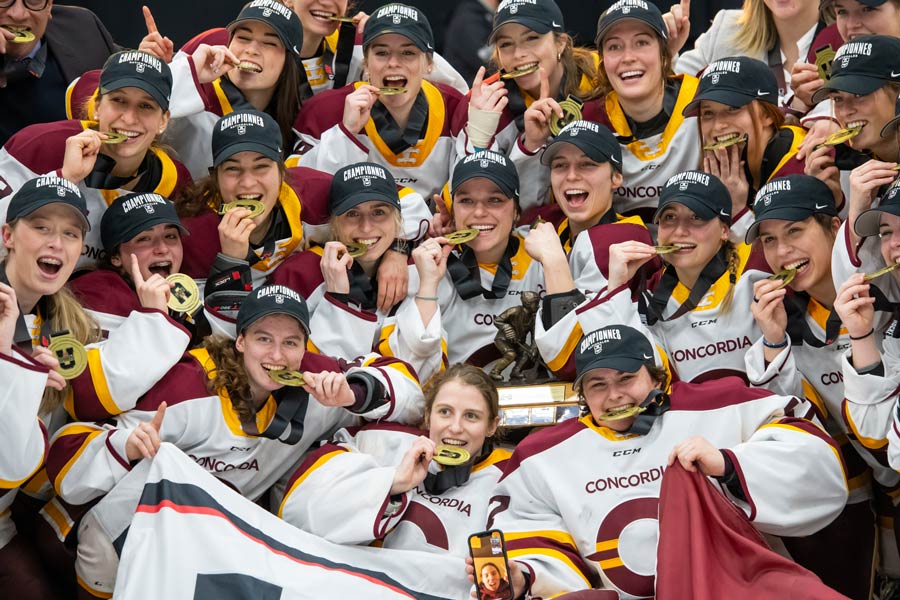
[204,334,255,423]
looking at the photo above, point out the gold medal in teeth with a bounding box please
[327,15,355,22]
[343,242,368,258]
[597,405,646,421]
[99,131,128,144]
[863,262,900,281]
[433,445,470,466]
[815,125,862,149]
[378,86,407,95]
[703,133,747,152]
[445,228,480,244]
[268,369,306,386]
[2,26,35,43]
[768,268,797,289]
[500,63,539,80]
[218,199,266,218]
[654,245,680,255]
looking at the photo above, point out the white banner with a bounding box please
[101,444,470,599]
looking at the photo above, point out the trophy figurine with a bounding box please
[489,291,548,382]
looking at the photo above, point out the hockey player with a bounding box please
[685,56,816,241]
[456,0,602,216]
[293,3,465,200]
[482,324,847,599]
[279,363,508,559]
[0,50,191,270]
[744,174,889,598]
[46,283,425,598]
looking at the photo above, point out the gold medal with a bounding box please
[529,216,546,230]
[768,268,797,290]
[2,26,35,43]
[434,445,470,466]
[99,131,128,144]
[815,125,863,149]
[268,369,306,386]
[500,64,539,80]
[218,199,266,218]
[863,262,900,281]
[165,273,201,314]
[549,95,584,136]
[654,245,680,255]
[445,228,479,244]
[327,15,355,22]
[597,405,646,421]
[815,44,836,82]
[234,61,263,73]
[342,241,368,258]
[378,86,407,95]
[703,133,747,152]
[48,333,87,380]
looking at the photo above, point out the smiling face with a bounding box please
[830,87,898,157]
[599,20,664,103]
[2,203,84,310]
[364,33,431,107]
[481,564,502,591]
[216,151,283,226]
[548,144,622,233]
[757,216,840,298]
[425,379,498,462]
[0,0,52,59]
[235,313,307,399]
[879,213,900,281]
[698,100,775,166]
[579,366,657,432]
[656,203,729,276]
[331,200,400,268]
[291,0,348,38]
[451,178,518,263]
[835,0,900,39]
[493,23,566,98]
[95,88,169,161]
[110,224,183,281]
[229,20,287,93]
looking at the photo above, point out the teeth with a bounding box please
[847,120,866,129]
[784,259,809,270]
[356,238,379,246]
[150,261,171,268]
[470,225,494,231]
[238,61,262,73]
[384,76,405,83]
[310,10,335,18]
[113,129,141,138]
[38,257,61,266]
[261,363,286,371]
[620,70,643,78]
[716,133,741,142]
[441,439,466,446]
[565,189,588,197]
[515,62,538,71]
[237,194,262,200]
[674,243,695,249]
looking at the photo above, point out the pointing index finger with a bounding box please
[130,253,146,287]
[539,66,550,100]
[142,5,159,34]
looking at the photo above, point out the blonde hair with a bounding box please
[734,0,778,56]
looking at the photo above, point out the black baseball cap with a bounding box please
[100,51,173,111]
[855,180,900,237]
[574,325,655,388]
[540,120,622,169]
[491,0,565,40]
[212,110,283,167]
[363,3,434,53]
[655,171,732,225]
[595,0,667,45]
[6,176,89,230]
[683,57,777,117]
[229,0,303,57]
[858,0,888,5]
[811,35,900,104]
[330,162,401,215]
[745,175,838,243]
[235,284,310,335]
[452,150,520,202]
[101,192,188,251]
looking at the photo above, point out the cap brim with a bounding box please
[683,89,756,117]
[109,218,189,251]
[653,198,718,223]
[100,77,169,111]
[15,198,91,231]
[811,73,887,104]
[331,191,399,216]
[745,208,814,243]
[239,307,310,335]
[452,172,517,201]
[574,356,647,389]
[540,138,614,167]
[491,17,552,41]
[364,28,431,52]
[228,17,294,54]
[854,206,900,237]
[213,141,282,167]
[596,15,665,45]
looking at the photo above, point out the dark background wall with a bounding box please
[69,1,738,57]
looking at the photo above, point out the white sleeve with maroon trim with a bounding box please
[454,115,518,158]
[297,124,369,173]
[840,348,900,454]
[721,397,847,536]
[69,310,192,421]
[888,403,900,471]
[397,187,431,242]
[350,355,425,424]
[509,137,550,214]
[48,422,132,505]
[729,208,754,245]
[278,443,409,545]
[166,55,207,120]
[310,293,383,359]
[743,336,804,398]
[0,349,48,488]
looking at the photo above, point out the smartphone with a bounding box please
[468,529,514,600]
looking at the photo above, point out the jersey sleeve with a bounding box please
[743,336,805,396]
[348,354,425,424]
[298,122,370,172]
[887,402,900,471]
[167,54,209,119]
[840,350,900,457]
[0,349,49,488]
[722,402,848,537]
[398,187,431,242]
[68,310,192,421]
[278,443,407,544]
[310,293,382,358]
[509,137,550,215]
[45,421,131,505]
[492,459,597,596]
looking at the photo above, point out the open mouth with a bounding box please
[148,261,173,278]
[112,128,142,143]
[668,242,696,253]
[355,237,380,248]
[618,70,644,82]
[468,224,495,234]
[261,363,287,372]
[441,438,467,447]
[501,62,539,80]
[237,60,263,73]
[37,257,62,276]
[563,188,589,208]
[310,9,337,22]
[382,75,408,90]
[781,258,810,276]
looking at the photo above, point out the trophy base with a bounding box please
[497,381,580,428]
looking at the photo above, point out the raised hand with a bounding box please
[125,402,167,460]
[218,206,256,260]
[0,282,18,356]
[303,371,355,407]
[191,44,238,84]
[342,85,379,133]
[521,67,562,152]
[138,6,174,63]
[663,0,691,58]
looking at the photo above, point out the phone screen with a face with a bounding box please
[468,529,513,600]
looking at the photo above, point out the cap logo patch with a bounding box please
[678,181,689,191]
[275,294,284,304]
[120,193,167,213]
[237,125,247,135]
[392,14,402,24]
[57,186,66,197]
[362,176,372,186]
[710,73,719,84]
[248,0,293,21]
[480,159,490,168]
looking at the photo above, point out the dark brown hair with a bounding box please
[422,364,501,441]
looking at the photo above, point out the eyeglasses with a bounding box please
[0,0,50,11]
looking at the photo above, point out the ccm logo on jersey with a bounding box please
[612,448,641,457]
